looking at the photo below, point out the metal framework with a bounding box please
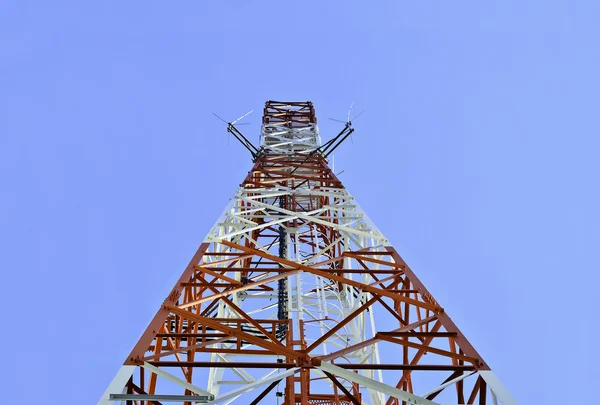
[99,101,517,405]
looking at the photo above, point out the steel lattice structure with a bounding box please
[99,101,517,405]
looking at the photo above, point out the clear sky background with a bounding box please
[1,2,598,404]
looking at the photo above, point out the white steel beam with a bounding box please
[419,370,477,398]
[207,368,299,404]
[97,365,135,405]
[479,371,519,405]
[141,362,214,399]
[318,362,442,405]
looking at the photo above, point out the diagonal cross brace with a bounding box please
[318,362,442,405]
[219,239,442,312]
[142,361,214,399]
[208,368,299,404]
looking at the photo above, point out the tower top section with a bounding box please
[260,100,321,154]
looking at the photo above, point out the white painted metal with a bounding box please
[318,362,442,405]
[97,365,135,405]
[492,390,500,405]
[212,369,280,404]
[479,371,519,405]
[142,362,214,399]
[196,179,394,400]
[207,368,299,404]
[419,370,477,398]
[260,121,321,154]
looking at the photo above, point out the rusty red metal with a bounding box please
[102,101,505,405]
[263,101,317,127]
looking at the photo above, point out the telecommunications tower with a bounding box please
[99,101,517,405]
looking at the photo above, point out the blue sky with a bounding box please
[1,1,598,404]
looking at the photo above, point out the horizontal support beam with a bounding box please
[180,282,240,287]
[200,267,403,274]
[143,336,231,361]
[378,332,458,338]
[147,362,474,371]
[148,348,278,355]
[149,361,296,368]
[345,364,475,371]
[348,251,394,256]
[202,252,247,256]
[110,394,211,402]
[166,318,286,324]
[154,333,226,338]
[376,334,478,363]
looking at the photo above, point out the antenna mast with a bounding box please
[99,101,517,405]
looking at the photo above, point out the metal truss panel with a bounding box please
[98,100,517,405]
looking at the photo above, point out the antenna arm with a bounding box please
[324,127,354,158]
[318,124,353,156]
[227,124,260,158]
